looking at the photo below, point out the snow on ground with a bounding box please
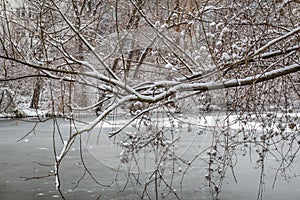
[91,112,300,134]
[21,108,48,117]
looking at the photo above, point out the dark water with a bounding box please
[0,118,300,200]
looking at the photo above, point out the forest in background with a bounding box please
[1,0,299,117]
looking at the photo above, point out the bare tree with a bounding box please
[1,0,300,199]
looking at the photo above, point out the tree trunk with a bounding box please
[30,76,43,109]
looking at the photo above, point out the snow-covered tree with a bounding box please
[1,0,300,199]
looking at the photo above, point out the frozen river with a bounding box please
[1,117,300,200]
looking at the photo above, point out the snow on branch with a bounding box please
[173,64,300,92]
[125,63,300,104]
[251,26,300,57]
[70,63,300,138]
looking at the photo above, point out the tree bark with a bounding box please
[30,76,43,109]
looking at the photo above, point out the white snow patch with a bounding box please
[21,108,48,117]
[210,22,216,27]
[206,32,215,38]
[199,46,207,52]
[164,63,174,69]
[161,23,168,29]
[154,21,161,27]
[216,40,222,46]
[222,52,231,61]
